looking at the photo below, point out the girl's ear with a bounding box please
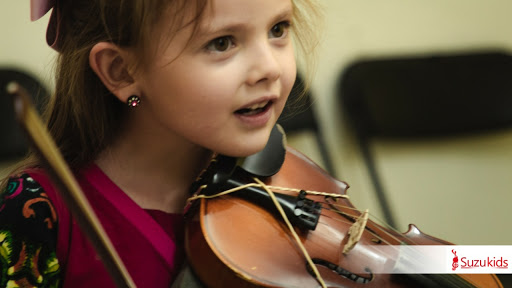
[89,42,139,103]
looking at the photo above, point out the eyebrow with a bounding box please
[197,7,293,39]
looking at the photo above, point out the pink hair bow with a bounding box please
[30,0,60,51]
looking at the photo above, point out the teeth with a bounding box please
[246,101,269,110]
[235,100,271,115]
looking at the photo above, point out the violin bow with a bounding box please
[6,82,136,288]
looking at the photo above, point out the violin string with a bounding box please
[315,207,398,248]
[293,189,412,247]
[312,210,416,272]
[322,204,423,250]
[315,201,441,273]
[294,196,425,268]
[252,177,328,288]
[318,200,424,247]
[293,195,401,247]
[313,206,475,286]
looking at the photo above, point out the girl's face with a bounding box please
[133,0,296,157]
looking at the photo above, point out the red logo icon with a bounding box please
[452,249,459,271]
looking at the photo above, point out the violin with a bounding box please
[184,126,503,288]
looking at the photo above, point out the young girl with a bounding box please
[0,0,320,286]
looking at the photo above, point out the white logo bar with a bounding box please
[347,245,511,274]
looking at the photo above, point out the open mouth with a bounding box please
[235,100,273,116]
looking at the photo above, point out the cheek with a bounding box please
[281,51,297,101]
[145,63,221,108]
[285,61,297,93]
[148,69,234,132]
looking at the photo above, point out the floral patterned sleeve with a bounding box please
[0,173,61,287]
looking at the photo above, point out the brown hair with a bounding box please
[1,0,322,187]
[47,0,210,169]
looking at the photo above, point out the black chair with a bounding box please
[278,74,336,175]
[0,68,48,160]
[338,51,512,229]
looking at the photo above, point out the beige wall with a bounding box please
[1,1,56,86]
[2,1,512,244]
[309,0,512,245]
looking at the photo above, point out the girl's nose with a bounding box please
[246,42,281,86]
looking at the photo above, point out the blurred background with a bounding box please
[1,0,512,251]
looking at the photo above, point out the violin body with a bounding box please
[185,147,502,288]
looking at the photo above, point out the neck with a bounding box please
[95,120,213,213]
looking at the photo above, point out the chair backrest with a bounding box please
[339,51,512,139]
[336,51,512,229]
[0,68,48,160]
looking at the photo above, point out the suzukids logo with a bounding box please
[452,249,509,270]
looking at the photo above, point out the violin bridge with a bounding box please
[342,209,369,254]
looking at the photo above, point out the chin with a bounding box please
[218,133,272,158]
[218,142,267,158]
[208,125,276,157]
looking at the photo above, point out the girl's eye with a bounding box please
[269,21,290,38]
[206,36,233,52]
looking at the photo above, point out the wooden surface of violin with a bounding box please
[185,147,502,288]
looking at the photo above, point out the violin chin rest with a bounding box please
[238,124,287,177]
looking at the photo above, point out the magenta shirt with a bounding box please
[28,164,185,287]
